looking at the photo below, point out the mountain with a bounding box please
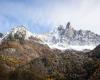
[39,22,100,50]
[0,25,100,80]
[1,23,100,51]
[0,26,51,71]
[1,22,100,50]
[0,26,43,44]
[2,26,36,40]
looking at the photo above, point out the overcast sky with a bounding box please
[0,0,100,34]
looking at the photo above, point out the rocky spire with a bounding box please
[66,22,71,29]
[57,25,64,31]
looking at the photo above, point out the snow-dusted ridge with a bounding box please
[1,26,38,40]
[37,22,100,51]
[0,24,100,51]
[45,43,95,51]
[10,26,36,39]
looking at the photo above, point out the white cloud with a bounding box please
[0,0,100,34]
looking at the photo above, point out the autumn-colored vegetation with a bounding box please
[0,35,100,80]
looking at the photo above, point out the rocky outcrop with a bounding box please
[0,33,3,38]
[42,22,100,47]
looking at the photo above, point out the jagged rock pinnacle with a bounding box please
[66,22,71,29]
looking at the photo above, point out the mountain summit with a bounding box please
[39,22,100,50]
[0,23,100,50]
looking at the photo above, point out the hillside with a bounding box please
[0,26,100,80]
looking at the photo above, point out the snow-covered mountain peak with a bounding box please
[39,22,100,50]
[66,22,72,29]
[0,23,100,51]
[1,25,38,42]
[10,25,35,39]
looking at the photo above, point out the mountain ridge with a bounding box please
[38,22,100,50]
[0,24,100,80]
[0,23,100,50]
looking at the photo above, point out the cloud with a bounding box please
[0,0,100,34]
